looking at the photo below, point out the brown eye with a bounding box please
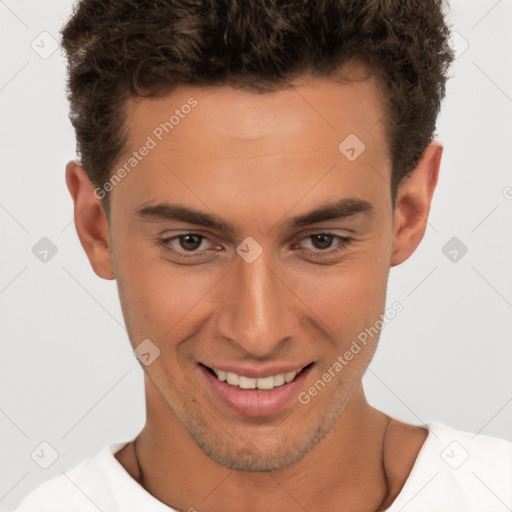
[178,234,204,251]
[310,234,334,250]
[157,232,221,262]
[297,232,353,261]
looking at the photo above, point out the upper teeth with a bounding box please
[212,368,301,390]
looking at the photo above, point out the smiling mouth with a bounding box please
[200,363,314,391]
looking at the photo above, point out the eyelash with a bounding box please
[156,232,353,261]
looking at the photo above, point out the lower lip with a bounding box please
[200,364,313,417]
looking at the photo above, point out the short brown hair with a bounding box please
[61,0,453,209]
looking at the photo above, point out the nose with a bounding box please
[214,246,298,357]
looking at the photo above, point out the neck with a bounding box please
[132,382,393,512]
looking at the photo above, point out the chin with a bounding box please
[195,437,311,472]
[184,411,342,472]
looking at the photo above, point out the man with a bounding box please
[15,0,512,511]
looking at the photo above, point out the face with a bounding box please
[71,62,440,472]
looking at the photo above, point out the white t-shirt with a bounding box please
[13,422,512,512]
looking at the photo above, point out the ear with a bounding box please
[65,161,115,280]
[390,142,443,267]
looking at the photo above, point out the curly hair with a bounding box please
[61,0,453,209]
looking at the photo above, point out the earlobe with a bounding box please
[65,161,115,280]
[390,142,443,267]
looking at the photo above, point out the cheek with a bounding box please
[289,245,390,339]
[114,243,221,343]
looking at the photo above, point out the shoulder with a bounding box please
[428,421,512,472]
[14,442,128,512]
[388,422,512,512]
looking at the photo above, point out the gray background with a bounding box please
[1,0,511,510]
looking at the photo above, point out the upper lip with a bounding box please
[200,362,313,379]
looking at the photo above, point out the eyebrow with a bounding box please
[135,197,373,235]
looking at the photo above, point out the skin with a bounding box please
[66,61,441,511]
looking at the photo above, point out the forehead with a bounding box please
[123,66,387,155]
[110,66,391,224]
